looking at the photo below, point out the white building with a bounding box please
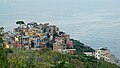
[95,48,119,64]
[83,52,94,56]
[95,48,110,59]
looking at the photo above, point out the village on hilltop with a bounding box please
[0,21,119,66]
[2,21,76,54]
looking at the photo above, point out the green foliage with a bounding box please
[0,38,119,68]
[0,46,8,68]
[71,39,95,53]
[59,31,65,35]
[16,21,25,26]
[0,47,119,68]
[0,27,4,29]
[0,27,4,33]
[46,40,53,48]
[54,61,76,68]
[3,48,75,68]
[6,48,13,53]
[0,36,4,43]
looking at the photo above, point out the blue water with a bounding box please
[0,0,120,59]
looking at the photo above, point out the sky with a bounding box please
[1,0,120,59]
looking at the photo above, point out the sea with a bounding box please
[0,0,120,60]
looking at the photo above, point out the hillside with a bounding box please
[0,26,120,68]
[0,39,120,68]
[71,39,95,53]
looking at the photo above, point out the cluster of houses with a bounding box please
[1,22,119,65]
[3,22,76,54]
[53,31,76,54]
[84,47,120,65]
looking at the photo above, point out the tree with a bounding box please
[0,37,4,47]
[0,37,4,43]
[0,27,4,34]
[16,21,25,27]
[0,27,4,30]
[0,46,7,67]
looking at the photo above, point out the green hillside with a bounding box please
[0,36,120,68]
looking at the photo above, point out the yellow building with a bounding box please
[15,36,19,42]
[38,32,43,40]
[28,31,34,36]
[3,42,9,48]
[53,43,63,52]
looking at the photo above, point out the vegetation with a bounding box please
[71,39,95,53]
[0,27,4,32]
[0,46,7,68]
[0,27,4,36]
[0,47,119,68]
[0,27,4,29]
[0,36,4,47]
[0,35,120,68]
[0,37,4,43]
[16,21,25,27]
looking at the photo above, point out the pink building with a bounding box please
[66,49,76,55]
[70,50,75,55]
[62,34,70,40]
[55,37,63,44]
[66,40,73,48]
